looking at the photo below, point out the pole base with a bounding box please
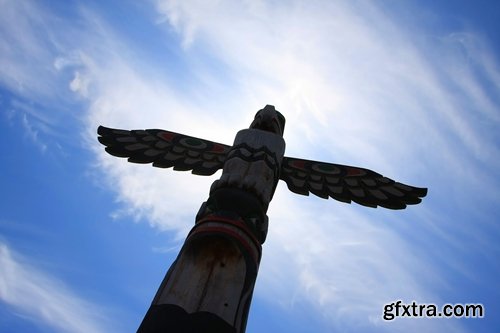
[137,304,236,333]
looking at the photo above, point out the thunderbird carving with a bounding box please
[98,105,427,211]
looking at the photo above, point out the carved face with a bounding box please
[250,105,286,137]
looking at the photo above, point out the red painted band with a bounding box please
[195,215,261,247]
[188,225,261,264]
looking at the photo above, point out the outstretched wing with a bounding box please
[97,126,231,176]
[280,157,427,209]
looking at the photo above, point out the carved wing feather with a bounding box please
[97,126,230,176]
[280,157,427,209]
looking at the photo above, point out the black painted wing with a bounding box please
[97,126,230,176]
[280,157,427,209]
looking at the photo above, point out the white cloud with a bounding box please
[69,71,90,96]
[0,0,67,101]
[2,0,499,331]
[0,242,116,333]
[146,1,498,331]
[21,113,47,153]
[258,189,468,333]
[74,1,498,331]
[151,0,500,181]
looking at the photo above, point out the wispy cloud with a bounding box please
[1,0,499,332]
[146,2,499,331]
[21,113,47,153]
[259,191,468,333]
[0,242,116,333]
[63,1,499,331]
[0,0,69,101]
[0,0,84,155]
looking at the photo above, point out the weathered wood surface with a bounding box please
[210,128,285,209]
[141,212,262,333]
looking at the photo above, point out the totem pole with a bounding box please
[97,105,427,333]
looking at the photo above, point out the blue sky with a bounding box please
[0,0,499,332]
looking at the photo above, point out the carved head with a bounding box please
[250,105,286,137]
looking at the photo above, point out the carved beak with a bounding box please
[250,105,286,136]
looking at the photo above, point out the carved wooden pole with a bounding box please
[137,189,266,333]
[137,110,286,333]
[97,105,427,333]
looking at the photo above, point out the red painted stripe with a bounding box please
[196,215,261,247]
[159,131,175,142]
[189,226,261,264]
[290,159,307,170]
[209,143,226,153]
[346,167,365,176]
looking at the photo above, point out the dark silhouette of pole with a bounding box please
[97,105,427,333]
